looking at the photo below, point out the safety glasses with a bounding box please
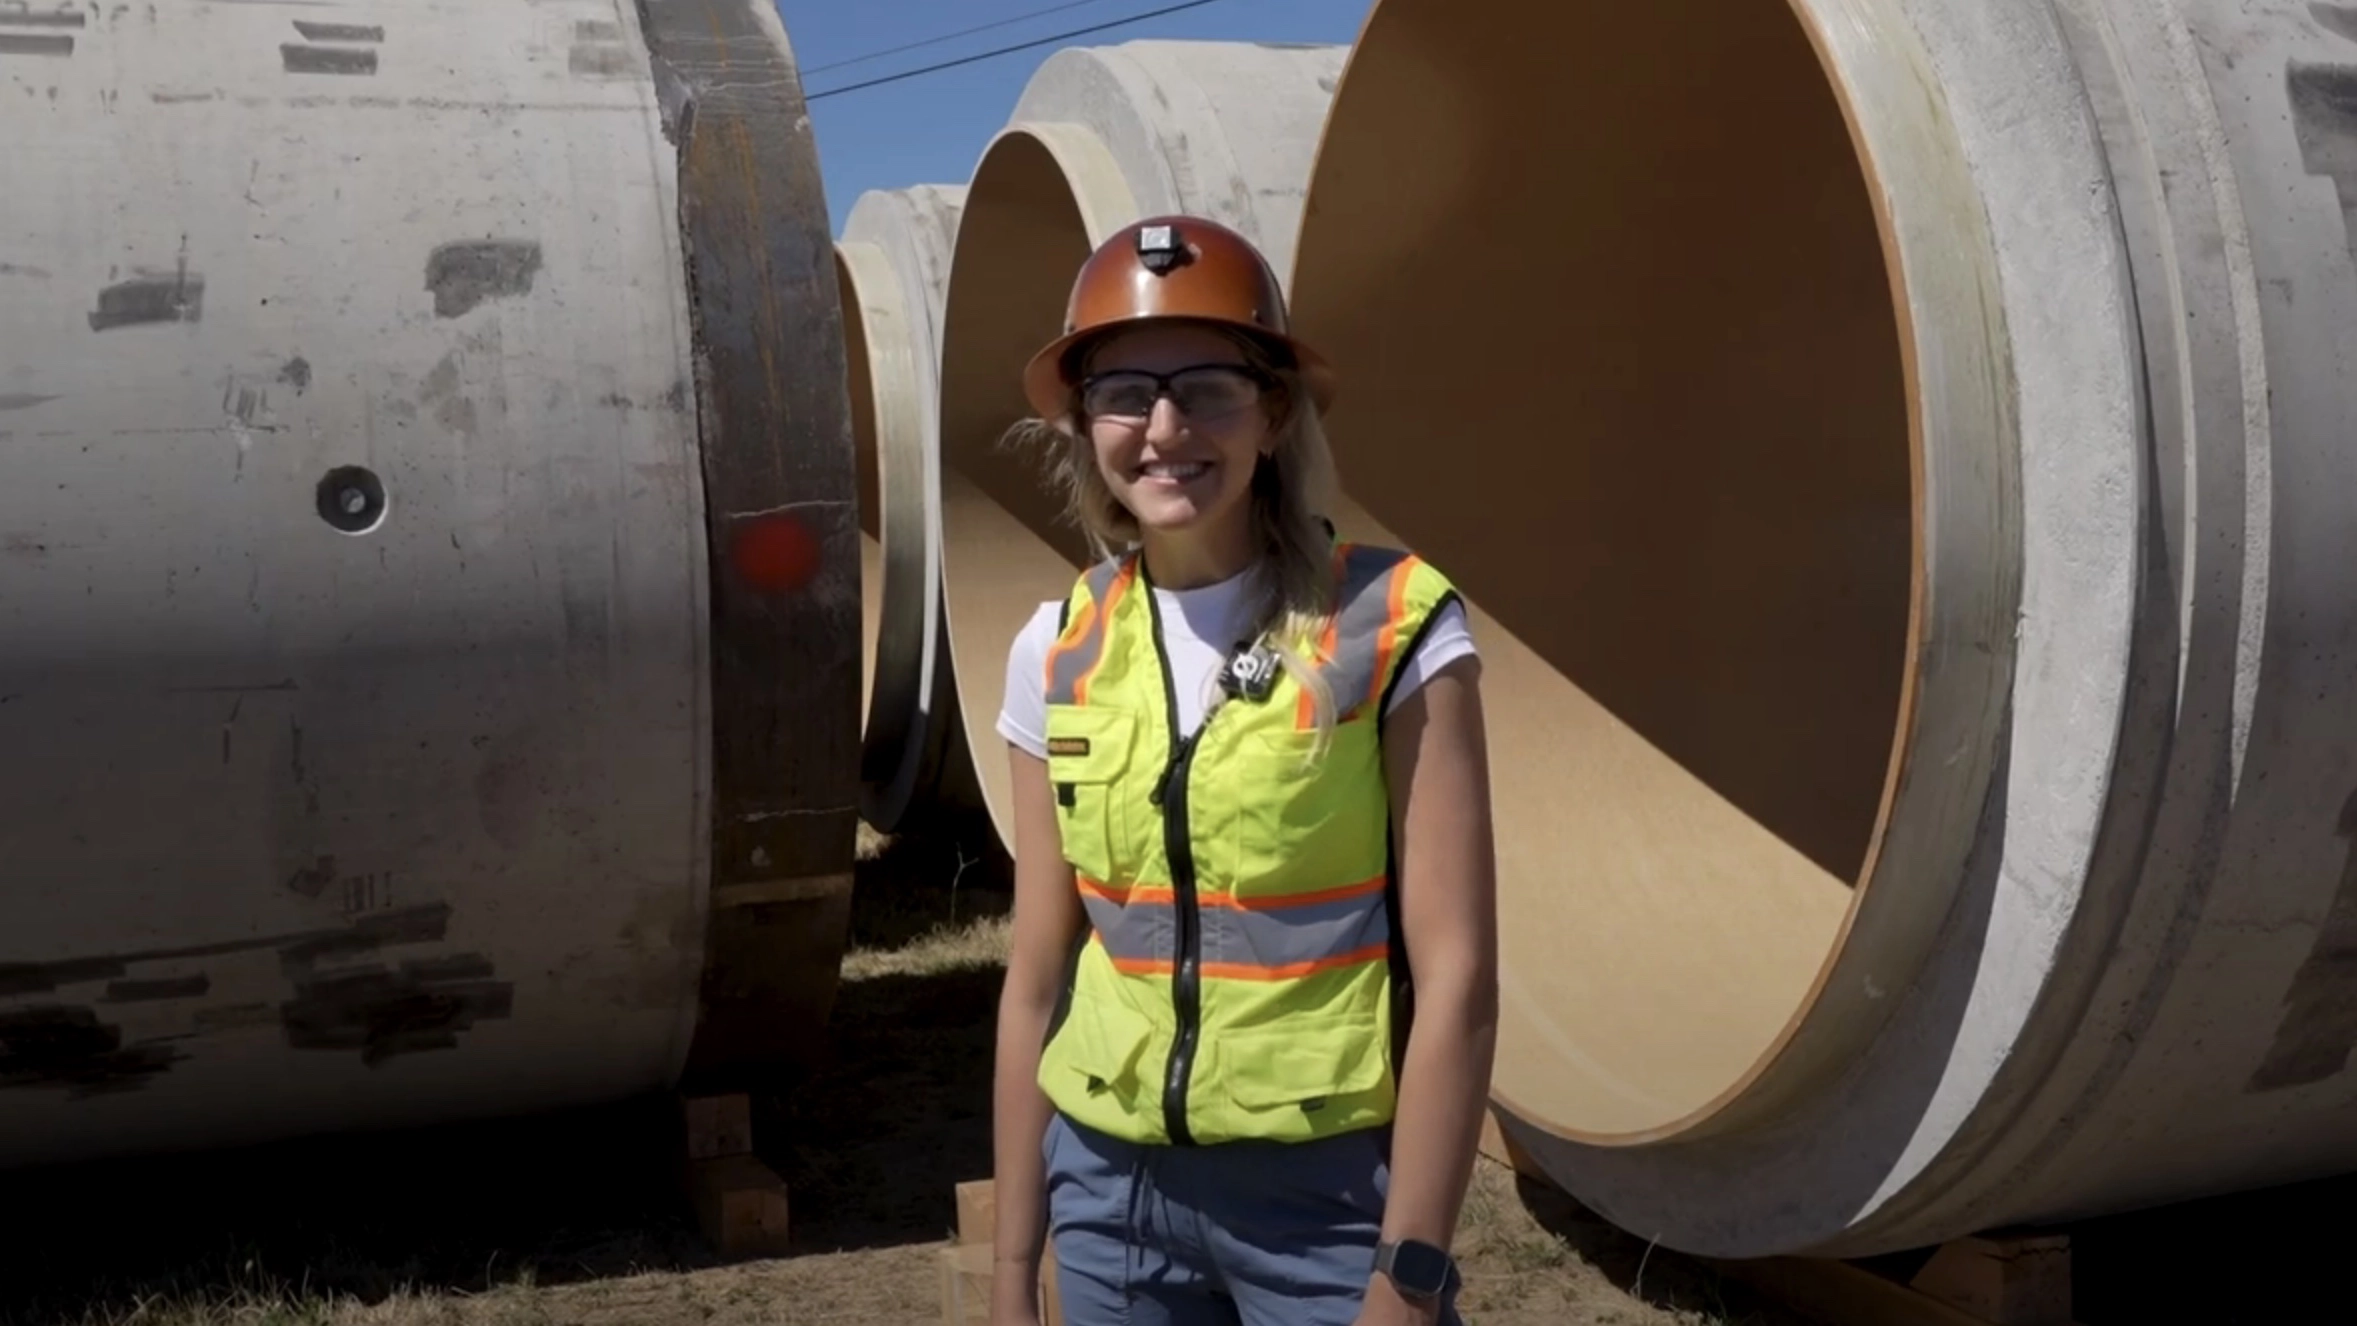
[1079,364,1267,421]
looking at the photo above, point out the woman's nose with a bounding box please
[1144,393,1188,443]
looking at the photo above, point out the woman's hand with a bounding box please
[1353,1272,1445,1326]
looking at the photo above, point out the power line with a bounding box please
[804,0,1231,103]
[803,0,1120,77]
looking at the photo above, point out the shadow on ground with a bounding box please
[2065,1168,2357,1325]
[1514,1154,2357,1326]
[0,820,1013,1326]
[0,1093,712,1325]
[764,817,1014,1255]
[1508,1176,1801,1325]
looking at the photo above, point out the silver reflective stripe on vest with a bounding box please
[1079,879,1177,967]
[1045,557,1131,706]
[1202,881,1390,978]
[1080,876,1390,979]
[1317,545,1414,722]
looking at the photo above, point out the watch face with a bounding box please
[1388,1240,1453,1296]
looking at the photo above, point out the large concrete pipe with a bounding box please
[834,185,969,834]
[1291,0,2357,1258]
[934,39,1347,838]
[0,0,859,1170]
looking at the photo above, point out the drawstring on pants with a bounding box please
[1123,1144,1167,1309]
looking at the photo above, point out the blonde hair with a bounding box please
[1004,326,1345,739]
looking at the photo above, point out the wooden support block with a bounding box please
[1909,1233,2074,1325]
[957,1178,998,1245]
[939,1242,1067,1325]
[942,1179,1062,1326]
[941,1243,991,1326]
[673,1091,784,1258]
[686,1152,791,1259]
[681,1092,755,1160]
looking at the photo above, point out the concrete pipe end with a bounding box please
[935,43,1349,849]
[1297,0,1934,1155]
[0,0,859,1165]
[1287,0,2208,1259]
[841,187,975,835]
[936,122,1138,846]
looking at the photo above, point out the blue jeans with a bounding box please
[1041,1112,1466,1326]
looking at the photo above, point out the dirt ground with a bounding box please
[0,824,1824,1326]
[9,824,2356,1324]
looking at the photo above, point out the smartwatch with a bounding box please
[1374,1238,1458,1302]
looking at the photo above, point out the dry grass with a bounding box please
[842,821,1012,982]
[0,820,1805,1326]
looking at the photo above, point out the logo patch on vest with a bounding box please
[1047,735,1092,758]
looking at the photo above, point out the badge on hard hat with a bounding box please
[1137,223,1191,276]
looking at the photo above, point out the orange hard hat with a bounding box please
[1021,215,1338,420]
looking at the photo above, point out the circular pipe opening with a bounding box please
[1293,0,1915,1141]
[936,131,1107,837]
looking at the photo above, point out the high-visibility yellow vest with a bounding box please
[1035,541,1462,1147]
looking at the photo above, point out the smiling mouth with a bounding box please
[1137,460,1212,482]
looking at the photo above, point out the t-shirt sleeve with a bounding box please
[996,602,1067,761]
[1380,598,1478,720]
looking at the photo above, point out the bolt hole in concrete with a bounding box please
[1282,0,1915,1142]
[316,465,389,535]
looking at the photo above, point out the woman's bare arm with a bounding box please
[990,744,1088,1321]
[1366,654,1500,1316]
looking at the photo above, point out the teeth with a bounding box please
[1142,461,1210,480]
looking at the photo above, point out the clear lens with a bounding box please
[1080,373,1161,417]
[1171,366,1261,416]
[1082,365,1262,420]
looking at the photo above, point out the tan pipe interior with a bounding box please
[837,249,884,726]
[1293,0,1916,1140]
[936,133,1104,835]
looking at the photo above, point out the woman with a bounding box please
[988,214,1499,1326]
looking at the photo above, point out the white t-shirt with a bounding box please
[996,566,1477,760]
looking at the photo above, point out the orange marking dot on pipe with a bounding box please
[731,512,820,593]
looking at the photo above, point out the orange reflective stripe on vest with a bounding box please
[1045,558,1132,707]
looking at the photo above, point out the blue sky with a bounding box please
[776,0,1378,235]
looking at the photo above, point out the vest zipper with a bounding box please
[1141,580,1202,1147]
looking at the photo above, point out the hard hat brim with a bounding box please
[1021,314,1340,422]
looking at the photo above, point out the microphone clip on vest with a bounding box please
[1220,638,1281,704]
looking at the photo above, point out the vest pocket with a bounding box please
[1231,724,1381,881]
[1043,704,1136,884]
[1214,1014,1391,1119]
[1052,992,1158,1100]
